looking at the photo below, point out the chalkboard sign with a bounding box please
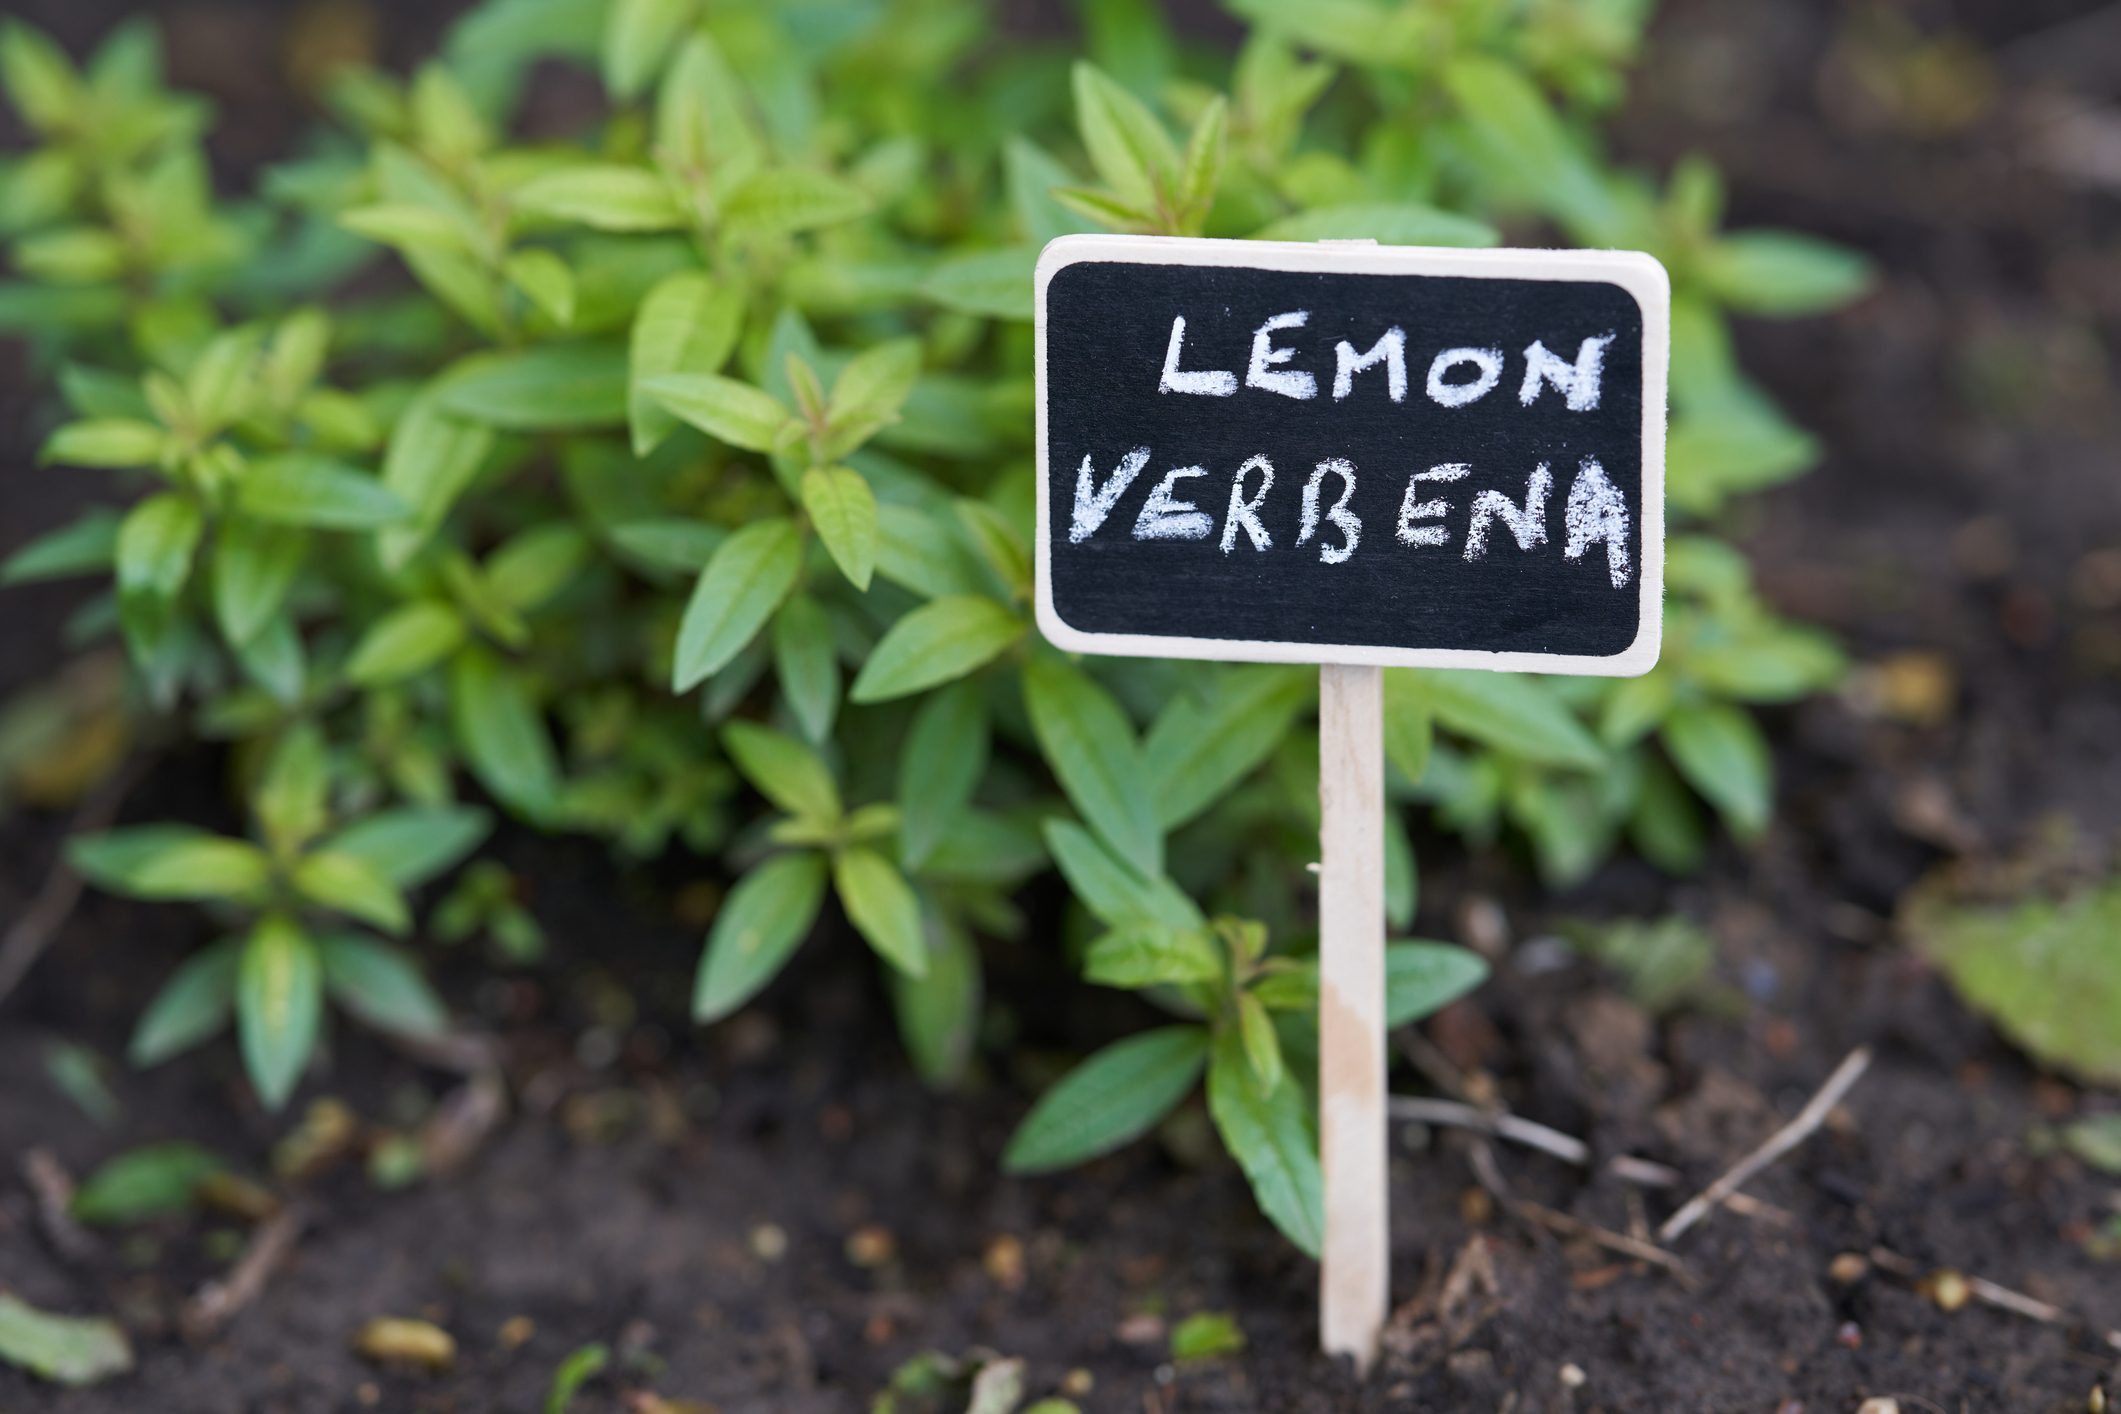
[1034,235,1669,676]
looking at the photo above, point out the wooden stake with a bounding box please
[1318,662,1386,1370]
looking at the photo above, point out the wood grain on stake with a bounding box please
[1319,663,1386,1368]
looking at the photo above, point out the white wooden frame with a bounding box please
[1032,233,1670,678]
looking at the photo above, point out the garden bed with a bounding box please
[3,0,2119,1410]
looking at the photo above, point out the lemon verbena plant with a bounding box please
[0,0,1864,1248]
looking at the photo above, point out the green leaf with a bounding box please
[1071,61,1177,208]
[897,679,988,869]
[1384,941,1488,1027]
[1700,231,1873,317]
[1083,922,1221,988]
[693,852,828,1021]
[672,517,800,690]
[653,33,759,175]
[212,519,305,648]
[254,721,330,852]
[485,523,589,612]
[643,372,789,452]
[325,806,491,888]
[1042,819,1202,932]
[294,851,412,934]
[800,465,878,590]
[771,594,839,744]
[628,270,742,455]
[831,338,921,426]
[236,914,323,1110]
[1005,137,1097,245]
[920,247,1036,322]
[116,492,201,603]
[339,203,477,256]
[70,826,270,902]
[346,602,467,685]
[1442,55,1624,245]
[1169,1312,1245,1362]
[1,508,121,583]
[545,1343,612,1414]
[1662,701,1771,836]
[0,1294,133,1388]
[1174,96,1226,232]
[71,1142,223,1225]
[722,719,840,822]
[504,247,577,326]
[1253,202,1498,248]
[1404,669,1605,771]
[513,164,685,231]
[890,911,981,1088]
[1237,990,1283,1090]
[440,345,629,430]
[1205,1025,1323,1257]
[603,0,694,99]
[42,418,166,469]
[1382,671,1434,784]
[1145,668,1309,830]
[1024,657,1161,873]
[378,391,494,570]
[130,940,240,1066]
[238,454,409,529]
[851,596,1022,704]
[833,846,927,978]
[1913,880,2121,1087]
[319,932,448,1034]
[2062,1114,2121,1175]
[450,647,560,817]
[0,21,83,132]
[720,167,872,237]
[1002,1024,1208,1173]
[605,518,725,573]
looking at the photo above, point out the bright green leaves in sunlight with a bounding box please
[1060,63,1225,237]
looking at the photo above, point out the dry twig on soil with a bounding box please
[19,1148,97,1263]
[1659,1045,1873,1243]
[1868,1246,2121,1353]
[182,1202,307,1340]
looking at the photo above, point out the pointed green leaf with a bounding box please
[1024,657,1161,872]
[318,932,448,1035]
[693,851,827,1021]
[1003,1024,1207,1173]
[673,517,800,690]
[236,914,322,1110]
[851,595,1022,704]
[833,846,926,978]
[800,465,877,590]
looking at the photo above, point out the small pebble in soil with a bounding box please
[984,1234,1026,1291]
[2088,1386,2107,1414]
[1920,1268,1971,1312]
[1836,1321,1864,1350]
[354,1317,457,1372]
[355,1383,381,1407]
[498,1315,534,1350]
[1559,1363,1587,1389]
[1774,1401,1804,1414]
[845,1224,896,1267]
[1061,1368,1094,1397]
[749,1222,788,1262]
[1829,1252,1871,1284]
[1116,1312,1165,1346]
[1857,1400,1900,1414]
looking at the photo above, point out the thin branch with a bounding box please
[0,757,147,1009]
[1391,1096,1798,1226]
[19,1148,97,1263]
[1868,1246,2121,1352]
[1388,1096,1590,1166]
[1659,1045,1872,1244]
[1509,1198,1697,1288]
[182,1202,306,1341]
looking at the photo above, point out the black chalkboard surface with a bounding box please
[1034,235,1668,675]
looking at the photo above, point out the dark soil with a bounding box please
[4,2,2121,1411]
